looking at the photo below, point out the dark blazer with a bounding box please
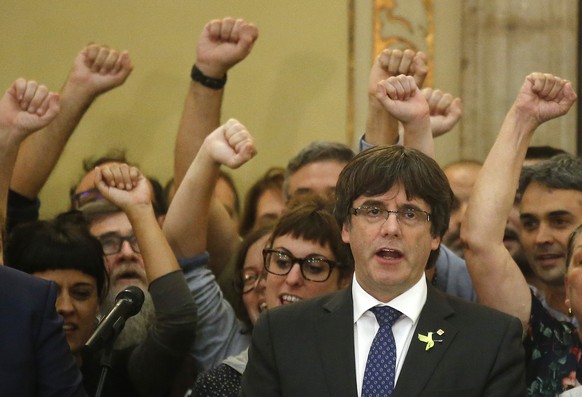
[0,265,86,397]
[241,284,526,397]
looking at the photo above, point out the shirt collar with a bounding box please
[352,273,427,325]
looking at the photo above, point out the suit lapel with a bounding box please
[392,286,458,397]
[317,287,358,396]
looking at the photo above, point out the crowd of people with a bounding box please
[0,15,580,397]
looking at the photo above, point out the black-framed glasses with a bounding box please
[233,268,266,294]
[71,188,104,209]
[349,206,431,227]
[262,248,340,282]
[97,233,140,256]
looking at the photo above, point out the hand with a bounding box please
[422,88,462,138]
[513,72,577,127]
[204,118,256,169]
[375,75,429,124]
[368,49,427,97]
[195,17,259,77]
[94,163,152,211]
[0,79,60,142]
[66,44,133,97]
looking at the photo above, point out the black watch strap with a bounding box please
[190,65,227,90]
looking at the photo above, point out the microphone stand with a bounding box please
[94,321,124,397]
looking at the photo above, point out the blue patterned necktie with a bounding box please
[362,306,402,397]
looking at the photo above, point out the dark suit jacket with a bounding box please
[0,265,86,397]
[241,284,526,397]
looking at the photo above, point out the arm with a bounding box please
[165,118,256,259]
[94,163,197,397]
[174,17,258,187]
[461,73,577,330]
[165,118,256,369]
[375,74,434,158]
[174,18,258,275]
[364,49,427,147]
[0,79,59,255]
[11,44,132,200]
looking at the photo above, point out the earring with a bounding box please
[568,307,573,317]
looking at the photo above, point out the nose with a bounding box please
[56,292,74,316]
[534,222,554,246]
[119,239,137,257]
[284,263,305,286]
[379,211,401,237]
[255,269,267,293]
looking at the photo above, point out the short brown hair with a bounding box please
[335,145,453,269]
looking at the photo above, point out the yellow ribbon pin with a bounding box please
[418,332,435,351]
[418,330,444,351]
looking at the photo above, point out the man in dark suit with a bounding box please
[0,78,86,396]
[241,143,526,396]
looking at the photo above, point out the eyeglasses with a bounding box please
[262,248,340,282]
[71,188,104,209]
[97,233,140,256]
[349,206,431,227]
[234,269,266,294]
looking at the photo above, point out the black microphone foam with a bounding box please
[85,285,145,352]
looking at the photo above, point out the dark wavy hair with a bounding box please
[335,145,453,269]
[5,210,108,302]
[267,193,354,280]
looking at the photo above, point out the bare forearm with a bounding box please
[463,106,536,250]
[401,117,434,158]
[165,148,219,258]
[173,82,223,188]
[364,101,399,146]
[461,106,536,328]
[11,81,95,199]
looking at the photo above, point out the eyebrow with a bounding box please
[359,199,424,212]
[72,282,96,289]
[520,210,574,219]
[271,247,331,259]
[97,231,121,239]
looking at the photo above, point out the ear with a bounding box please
[342,223,351,244]
[430,235,441,251]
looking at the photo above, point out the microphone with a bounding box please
[85,285,145,352]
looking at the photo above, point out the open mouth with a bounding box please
[280,294,301,305]
[62,323,77,333]
[376,248,404,260]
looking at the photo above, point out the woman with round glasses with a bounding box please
[193,194,353,396]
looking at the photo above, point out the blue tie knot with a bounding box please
[371,306,402,328]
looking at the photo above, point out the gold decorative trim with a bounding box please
[373,0,434,86]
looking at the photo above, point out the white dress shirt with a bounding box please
[352,274,427,396]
